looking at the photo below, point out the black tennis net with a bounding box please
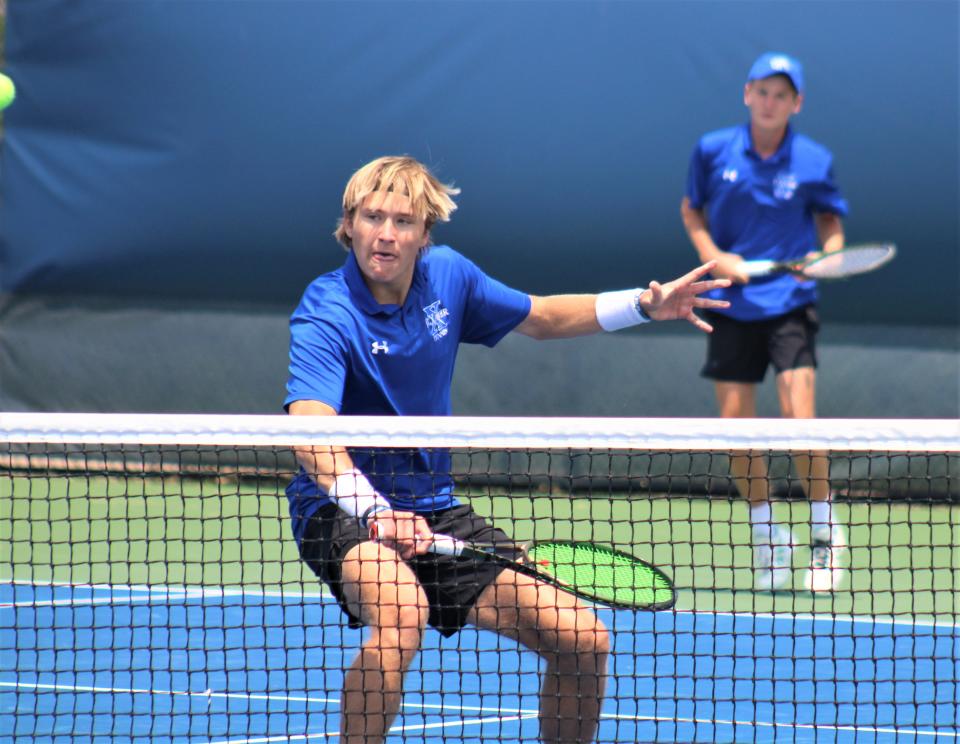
[1,413,957,743]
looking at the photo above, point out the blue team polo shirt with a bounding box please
[284,245,532,543]
[685,123,849,320]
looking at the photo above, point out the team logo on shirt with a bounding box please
[423,300,450,341]
[773,171,798,200]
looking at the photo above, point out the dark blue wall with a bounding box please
[1,0,957,325]
[0,1,957,418]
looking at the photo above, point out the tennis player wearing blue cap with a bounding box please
[285,156,730,744]
[680,53,850,593]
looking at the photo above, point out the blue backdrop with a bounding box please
[0,0,957,414]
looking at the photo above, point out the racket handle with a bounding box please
[368,523,466,557]
[429,534,466,557]
[740,260,776,278]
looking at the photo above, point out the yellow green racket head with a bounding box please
[525,541,676,610]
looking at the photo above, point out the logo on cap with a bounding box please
[768,56,794,73]
[748,52,804,93]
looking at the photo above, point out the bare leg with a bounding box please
[716,380,797,589]
[776,367,829,502]
[777,366,846,590]
[467,569,611,744]
[715,381,769,503]
[338,541,429,744]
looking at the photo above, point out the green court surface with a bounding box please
[2,474,957,620]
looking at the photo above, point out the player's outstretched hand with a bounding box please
[641,261,731,333]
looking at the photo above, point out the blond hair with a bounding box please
[334,156,460,249]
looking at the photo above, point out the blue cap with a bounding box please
[747,52,804,94]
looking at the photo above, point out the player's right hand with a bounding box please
[368,510,434,560]
[711,253,751,284]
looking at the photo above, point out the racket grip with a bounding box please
[368,523,466,557]
[740,260,775,278]
[428,534,466,557]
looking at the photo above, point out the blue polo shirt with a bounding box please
[284,245,531,542]
[685,123,849,320]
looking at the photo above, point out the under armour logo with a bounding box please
[722,168,738,182]
[371,340,389,355]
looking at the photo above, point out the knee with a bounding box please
[370,604,429,666]
[578,619,611,661]
[395,603,429,648]
[547,615,611,670]
[360,584,429,638]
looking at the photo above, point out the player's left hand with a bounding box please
[787,250,825,282]
[639,260,731,333]
[368,509,434,560]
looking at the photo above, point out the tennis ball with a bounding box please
[0,73,16,111]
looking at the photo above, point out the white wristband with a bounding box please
[328,469,392,524]
[595,288,651,332]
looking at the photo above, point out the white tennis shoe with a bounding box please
[805,526,848,592]
[754,526,795,592]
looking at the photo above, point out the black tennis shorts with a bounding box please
[701,304,819,383]
[298,503,511,638]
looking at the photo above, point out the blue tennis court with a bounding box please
[3,580,957,743]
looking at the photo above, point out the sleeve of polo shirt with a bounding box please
[284,313,349,412]
[809,160,850,217]
[458,255,532,347]
[685,141,709,209]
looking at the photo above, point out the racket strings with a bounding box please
[804,246,894,278]
[528,542,673,607]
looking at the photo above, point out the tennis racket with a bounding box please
[370,525,676,611]
[741,242,896,281]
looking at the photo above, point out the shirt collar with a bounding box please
[342,249,427,317]
[741,121,794,163]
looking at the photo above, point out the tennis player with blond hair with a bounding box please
[285,155,730,744]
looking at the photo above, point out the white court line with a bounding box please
[202,710,960,744]
[0,577,332,608]
[5,577,956,629]
[600,711,959,740]
[0,679,536,717]
[0,680,340,707]
[3,579,956,743]
[4,679,953,743]
[1,679,543,744]
[6,595,181,609]
[3,577,331,600]
[206,712,543,744]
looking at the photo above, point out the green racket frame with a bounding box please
[436,536,677,611]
